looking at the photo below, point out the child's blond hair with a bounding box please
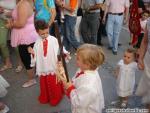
[126,48,137,59]
[77,44,105,70]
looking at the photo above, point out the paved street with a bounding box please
[0,26,146,113]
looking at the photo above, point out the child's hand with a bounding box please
[56,61,67,82]
[114,67,119,78]
[63,81,72,90]
[56,61,72,89]
[65,52,71,63]
[28,47,34,54]
[114,70,118,78]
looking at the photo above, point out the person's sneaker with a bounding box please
[118,43,122,46]
[22,79,36,88]
[111,100,121,106]
[112,51,117,55]
[107,47,113,50]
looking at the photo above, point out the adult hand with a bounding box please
[123,17,128,25]
[27,47,34,54]
[138,58,145,70]
[55,0,62,6]
[4,10,12,18]
[5,19,13,28]
[101,4,106,11]
[0,7,4,14]
[102,17,106,24]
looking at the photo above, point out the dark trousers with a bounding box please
[80,12,100,44]
[97,10,107,45]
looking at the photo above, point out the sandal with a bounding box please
[120,101,128,108]
[0,104,9,113]
[0,102,5,111]
[22,79,37,88]
[0,65,12,72]
[15,65,23,73]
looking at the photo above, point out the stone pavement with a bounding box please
[0,27,146,113]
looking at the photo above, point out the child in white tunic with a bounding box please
[57,44,105,113]
[116,48,137,108]
[28,20,69,106]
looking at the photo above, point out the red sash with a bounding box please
[43,39,48,57]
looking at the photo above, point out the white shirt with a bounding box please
[31,35,59,76]
[70,70,104,113]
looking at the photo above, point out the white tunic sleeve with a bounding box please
[53,37,59,60]
[117,59,123,67]
[63,46,69,54]
[70,84,97,108]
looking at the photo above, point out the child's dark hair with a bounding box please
[126,48,137,59]
[142,10,150,16]
[34,20,49,31]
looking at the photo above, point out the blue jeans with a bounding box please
[106,14,123,52]
[63,15,80,51]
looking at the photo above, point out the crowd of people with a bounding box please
[0,0,150,113]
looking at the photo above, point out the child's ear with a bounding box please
[85,63,92,70]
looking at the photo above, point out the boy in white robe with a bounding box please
[28,20,69,106]
[57,44,105,113]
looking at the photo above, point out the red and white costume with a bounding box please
[66,69,104,113]
[31,35,67,106]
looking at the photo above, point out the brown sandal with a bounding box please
[15,65,23,73]
[0,65,12,71]
[0,102,5,110]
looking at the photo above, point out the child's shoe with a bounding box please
[120,101,128,108]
